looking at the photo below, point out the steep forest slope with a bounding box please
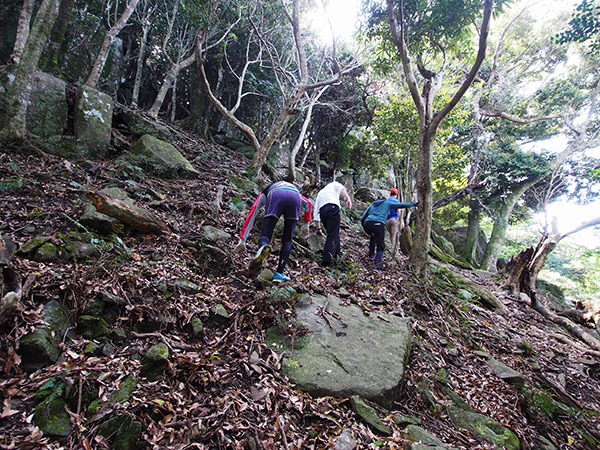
[0,133,599,450]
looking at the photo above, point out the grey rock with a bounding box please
[486,359,527,387]
[75,86,113,158]
[124,134,198,179]
[350,396,391,435]
[27,71,67,138]
[334,428,356,450]
[268,294,411,407]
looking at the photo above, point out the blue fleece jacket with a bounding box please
[361,198,418,225]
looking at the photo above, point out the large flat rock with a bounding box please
[268,294,412,407]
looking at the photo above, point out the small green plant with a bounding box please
[525,388,556,418]
[36,375,66,404]
[229,195,246,211]
[0,178,24,192]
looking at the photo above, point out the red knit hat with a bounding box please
[390,188,398,195]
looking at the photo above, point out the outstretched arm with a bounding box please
[341,188,352,209]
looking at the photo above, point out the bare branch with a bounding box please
[480,109,563,124]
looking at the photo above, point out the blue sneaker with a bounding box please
[272,272,290,282]
[248,245,271,276]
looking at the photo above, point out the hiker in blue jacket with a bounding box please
[361,196,417,272]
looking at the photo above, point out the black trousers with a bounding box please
[363,220,385,269]
[320,204,341,265]
[259,216,297,273]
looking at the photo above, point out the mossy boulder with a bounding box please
[75,86,113,158]
[27,71,68,138]
[18,236,51,256]
[78,315,110,341]
[124,134,198,179]
[404,425,447,449]
[19,300,71,371]
[350,396,391,435]
[201,225,230,245]
[140,343,169,381]
[116,109,174,141]
[33,397,72,437]
[109,374,138,404]
[97,414,142,450]
[34,242,59,263]
[190,317,204,338]
[210,304,230,326]
[448,405,520,450]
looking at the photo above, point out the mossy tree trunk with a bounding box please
[1,0,59,142]
[10,0,35,65]
[464,199,481,265]
[38,0,74,75]
[480,176,541,272]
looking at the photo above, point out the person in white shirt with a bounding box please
[313,181,352,267]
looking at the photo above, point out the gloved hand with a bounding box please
[300,223,310,239]
[234,238,247,253]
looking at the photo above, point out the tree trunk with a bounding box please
[84,0,140,88]
[10,0,35,65]
[480,176,540,271]
[506,214,600,301]
[463,199,481,265]
[39,0,74,75]
[149,53,194,119]
[409,127,435,273]
[250,93,303,176]
[286,86,328,181]
[131,21,150,107]
[170,75,178,123]
[1,0,59,142]
[386,0,493,276]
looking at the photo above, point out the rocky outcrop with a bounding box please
[268,293,412,408]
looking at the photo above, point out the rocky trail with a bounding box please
[0,135,599,449]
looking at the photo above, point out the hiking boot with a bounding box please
[248,245,271,276]
[272,272,290,282]
[373,267,381,274]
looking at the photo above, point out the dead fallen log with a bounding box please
[86,190,169,234]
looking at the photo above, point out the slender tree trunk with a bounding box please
[1,0,59,141]
[480,176,541,271]
[286,86,328,181]
[464,199,481,265]
[84,0,140,88]
[131,21,150,107]
[39,0,74,75]
[10,0,35,65]
[315,145,321,185]
[149,53,194,119]
[170,75,178,123]
[251,93,304,174]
